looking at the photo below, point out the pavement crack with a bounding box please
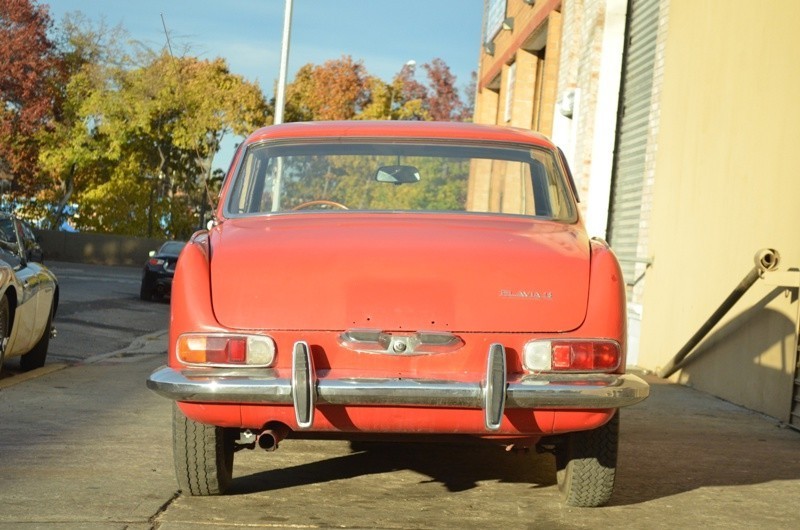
[148,490,180,529]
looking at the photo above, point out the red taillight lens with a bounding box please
[227,338,247,362]
[523,340,621,372]
[552,344,572,369]
[148,258,165,267]
[592,342,620,370]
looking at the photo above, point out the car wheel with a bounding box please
[140,278,154,301]
[555,412,619,507]
[0,296,9,373]
[172,403,235,495]
[19,301,53,372]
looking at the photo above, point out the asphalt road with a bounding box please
[0,262,798,529]
[1,261,170,378]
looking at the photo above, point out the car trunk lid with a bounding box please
[210,214,590,333]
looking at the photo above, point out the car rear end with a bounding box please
[147,121,648,506]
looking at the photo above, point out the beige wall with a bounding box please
[639,0,800,421]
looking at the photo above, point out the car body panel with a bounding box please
[210,214,590,333]
[4,262,56,355]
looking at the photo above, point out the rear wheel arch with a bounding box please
[4,286,18,336]
[52,285,59,317]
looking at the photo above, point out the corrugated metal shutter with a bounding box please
[607,0,660,285]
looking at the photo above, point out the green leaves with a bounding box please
[38,38,267,238]
[5,7,474,237]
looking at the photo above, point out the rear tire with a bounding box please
[172,403,235,495]
[20,302,52,372]
[555,412,619,507]
[140,278,154,301]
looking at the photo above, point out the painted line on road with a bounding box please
[0,363,69,390]
[1,330,168,389]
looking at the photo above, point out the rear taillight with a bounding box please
[176,333,275,367]
[523,339,621,372]
[149,258,166,267]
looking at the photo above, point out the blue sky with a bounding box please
[45,0,484,169]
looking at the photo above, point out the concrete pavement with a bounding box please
[0,336,798,528]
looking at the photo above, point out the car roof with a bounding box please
[243,121,555,149]
[158,241,186,255]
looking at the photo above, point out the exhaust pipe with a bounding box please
[257,423,290,451]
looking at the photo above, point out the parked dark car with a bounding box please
[140,241,185,301]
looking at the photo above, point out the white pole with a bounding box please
[271,0,293,210]
[274,0,293,126]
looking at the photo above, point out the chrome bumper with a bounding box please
[147,343,649,432]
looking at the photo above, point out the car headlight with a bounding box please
[522,339,621,372]
[176,333,276,367]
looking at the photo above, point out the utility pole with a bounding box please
[271,0,293,210]
[273,0,293,126]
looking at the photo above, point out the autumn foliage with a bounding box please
[0,1,474,237]
[286,55,473,123]
[0,0,58,189]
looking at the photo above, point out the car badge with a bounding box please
[499,289,553,300]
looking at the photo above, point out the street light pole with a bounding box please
[271,0,293,211]
[273,0,293,126]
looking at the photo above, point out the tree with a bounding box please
[285,57,472,123]
[38,26,268,238]
[0,0,58,193]
[422,58,464,121]
[77,51,267,237]
[36,13,126,228]
[359,62,429,121]
[285,56,368,122]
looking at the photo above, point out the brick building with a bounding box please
[473,0,800,426]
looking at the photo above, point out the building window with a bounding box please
[484,0,508,45]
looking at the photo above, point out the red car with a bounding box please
[147,121,649,507]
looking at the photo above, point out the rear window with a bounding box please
[225,140,576,221]
[159,241,186,255]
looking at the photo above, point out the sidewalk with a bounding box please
[1,357,797,528]
[603,373,800,527]
[157,372,800,529]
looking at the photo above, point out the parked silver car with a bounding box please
[0,213,58,372]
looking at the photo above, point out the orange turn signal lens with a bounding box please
[176,333,275,367]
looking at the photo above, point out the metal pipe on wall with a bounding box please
[658,248,781,379]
